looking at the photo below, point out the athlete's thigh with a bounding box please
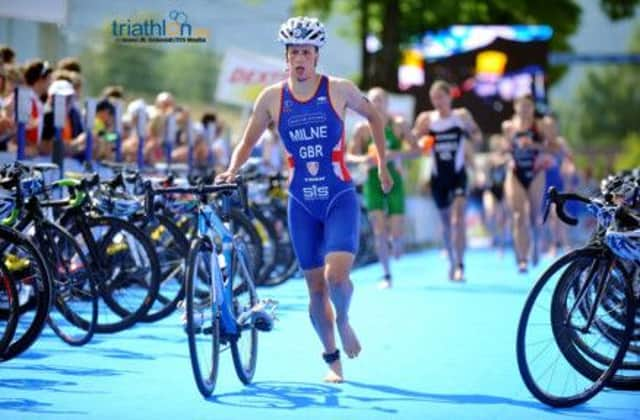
[387,168,406,215]
[324,190,360,255]
[288,198,325,270]
[505,170,527,214]
[431,176,453,210]
[528,171,546,216]
[363,173,385,212]
[368,210,387,236]
[483,190,496,218]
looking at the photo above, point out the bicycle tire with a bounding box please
[228,208,262,280]
[561,258,640,390]
[261,204,298,287]
[0,225,52,361]
[133,214,188,323]
[0,227,20,356]
[516,248,632,407]
[185,236,220,397]
[230,247,258,384]
[64,215,160,333]
[38,221,98,346]
[250,204,280,286]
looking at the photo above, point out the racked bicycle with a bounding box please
[516,171,640,407]
[146,176,276,397]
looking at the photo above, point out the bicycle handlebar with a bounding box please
[543,187,592,226]
[144,175,249,215]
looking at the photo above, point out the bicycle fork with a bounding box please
[210,241,237,337]
[566,257,614,333]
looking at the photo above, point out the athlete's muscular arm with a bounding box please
[346,122,371,164]
[501,119,517,169]
[455,108,483,146]
[341,81,387,164]
[394,117,421,159]
[217,86,276,182]
[537,119,562,154]
[412,111,431,138]
[335,78,392,192]
[463,138,476,174]
[387,117,422,159]
[501,120,514,150]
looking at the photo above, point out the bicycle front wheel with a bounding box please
[516,248,632,407]
[184,237,220,398]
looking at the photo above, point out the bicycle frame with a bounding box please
[196,202,238,337]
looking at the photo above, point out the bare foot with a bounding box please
[377,275,392,289]
[453,266,464,282]
[337,321,361,358]
[324,359,344,383]
[518,261,528,274]
[377,279,392,289]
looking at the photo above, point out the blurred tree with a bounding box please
[80,28,166,98]
[600,0,640,19]
[558,22,640,170]
[159,47,220,103]
[561,23,640,144]
[615,133,640,171]
[293,0,638,91]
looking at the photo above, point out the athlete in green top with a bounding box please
[348,87,420,288]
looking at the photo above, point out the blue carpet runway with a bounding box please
[1,249,638,419]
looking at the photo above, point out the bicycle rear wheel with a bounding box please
[228,208,262,280]
[134,214,188,322]
[261,204,297,287]
[0,226,52,361]
[0,239,19,355]
[184,237,220,398]
[67,215,161,333]
[516,248,632,407]
[250,204,279,286]
[39,222,98,346]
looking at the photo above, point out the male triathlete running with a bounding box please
[413,80,482,282]
[217,16,392,383]
[348,87,419,289]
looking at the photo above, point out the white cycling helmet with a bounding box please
[606,227,640,262]
[278,16,326,48]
